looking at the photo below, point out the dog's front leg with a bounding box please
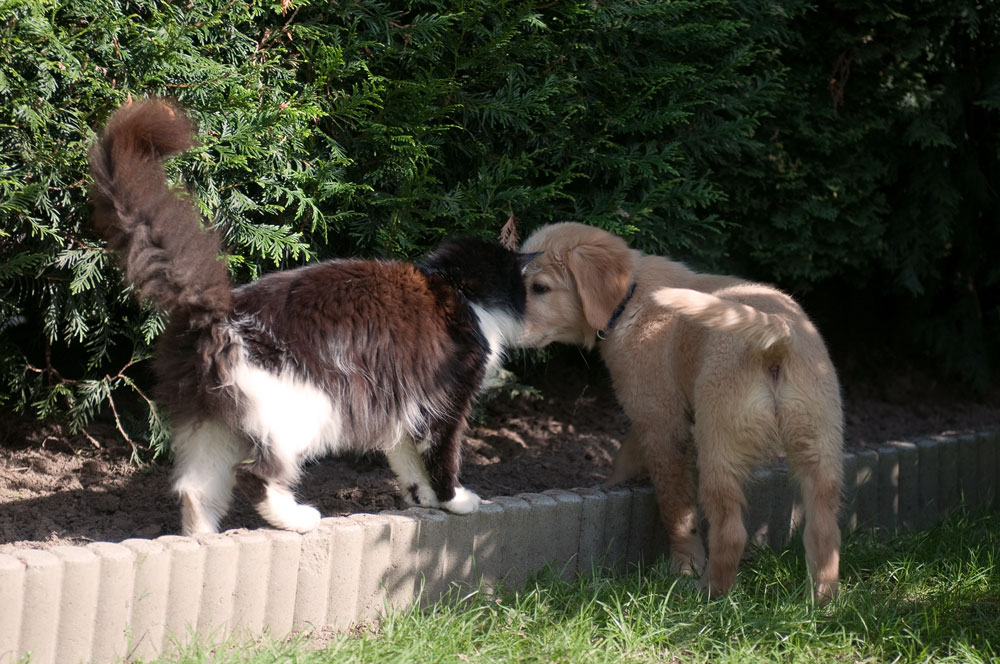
[605,428,649,486]
[386,435,440,509]
[422,414,481,515]
[637,423,706,577]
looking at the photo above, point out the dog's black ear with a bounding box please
[517,251,543,274]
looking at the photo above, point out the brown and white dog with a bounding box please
[89,99,532,536]
[518,222,843,603]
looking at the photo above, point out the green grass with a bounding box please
[164,510,999,664]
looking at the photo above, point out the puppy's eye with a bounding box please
[531,283,550,295]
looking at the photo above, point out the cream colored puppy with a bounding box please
[519,222,843,603]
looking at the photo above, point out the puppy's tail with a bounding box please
[88,98,232,330]
[651,287,791,353]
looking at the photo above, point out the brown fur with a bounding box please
[519,222,843,603]
[89,99,230,327]
[89,99,237,418]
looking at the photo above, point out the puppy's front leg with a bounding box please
[605,427,649,486]
[637,422,706,577]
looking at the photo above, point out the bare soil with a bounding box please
[2,348,998,553]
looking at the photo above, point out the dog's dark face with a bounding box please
[519,223,634,349]
[419,237,534,317]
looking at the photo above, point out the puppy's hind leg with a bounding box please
[172,419,247,536]
[785,425,843,604]
[695,418,751,598]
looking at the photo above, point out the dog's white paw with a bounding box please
[404,482,441,509]
[255,483,323,532]
[441,487,481,514]
[263,501,322,533]
[283,504,323,533]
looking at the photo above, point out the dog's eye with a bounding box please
[531,283,551,295]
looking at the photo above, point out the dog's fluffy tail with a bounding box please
[651,287,791,352]
[88,99,231,330]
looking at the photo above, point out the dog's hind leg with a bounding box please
[637,421,705,577]
[694,417,752,598]
[235,440,322,533]
[795,461,842,604]
[785,428,843,604]
[779,367,844,604]
[172,419,247,535]
[246,479,322,533]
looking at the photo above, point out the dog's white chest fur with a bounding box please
[471,303,524,386]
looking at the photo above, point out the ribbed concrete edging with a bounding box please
[1,431,997,664]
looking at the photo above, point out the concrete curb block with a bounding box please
[15,549,61,664]
[891,442,919,529]
[51,546,100,664]
[85,543,133,664]
[292,519,341,632]
[853,449,879,530]
[603,488,633,569]
[875,444,900,531]
[0,554,25,663]
[572,487,611,573]
[159,535,202,657]
[264,530,302,636]
[627,485,667,566]
[404,507,450,606]
[122,538,170,662]
[915,439,940,529]
[938,436,960,516]
[0,431,997,663]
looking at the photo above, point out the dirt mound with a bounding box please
[2,349,998,552]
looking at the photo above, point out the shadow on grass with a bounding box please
[404,508,1000,663]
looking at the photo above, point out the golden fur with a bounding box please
[519,222,843,603]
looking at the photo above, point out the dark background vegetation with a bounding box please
[1,0,997,457]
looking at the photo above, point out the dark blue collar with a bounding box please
[597,282,637,340]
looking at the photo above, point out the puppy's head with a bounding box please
[518,222,635,349]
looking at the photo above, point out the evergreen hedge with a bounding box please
[1,0,997,456]
[731,0,1000,388]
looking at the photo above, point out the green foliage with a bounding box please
[720,0,1000,387]
[0,0,349,455]
[1,0,997,455]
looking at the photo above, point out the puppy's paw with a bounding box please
[404,482,441,509]
[669,549,706,577]
[441,487,481,515]
[696,574,734,600]
[811,580,838,606]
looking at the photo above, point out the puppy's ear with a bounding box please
[566,239,633,333]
